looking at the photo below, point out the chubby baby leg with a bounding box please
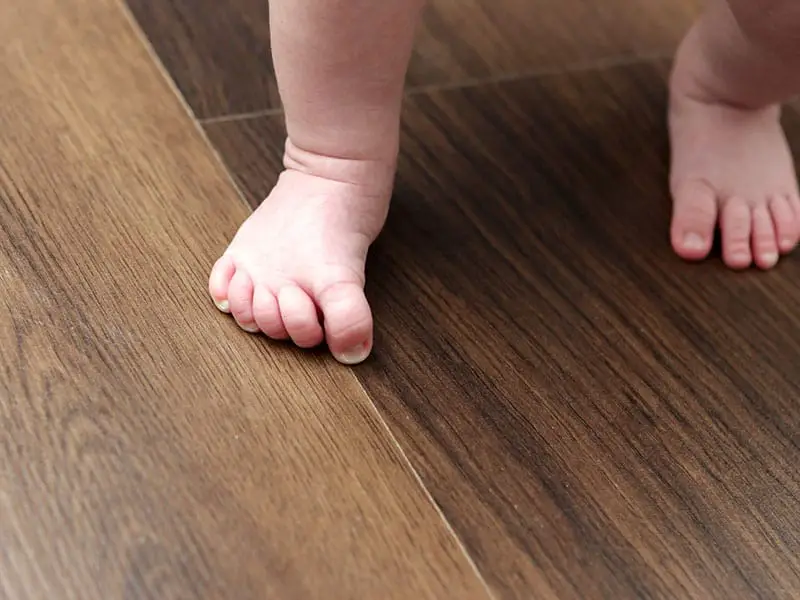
[668,0,800,269]
[209,0,425,363]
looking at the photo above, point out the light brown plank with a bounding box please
[125,0,702,118]
[0,1,492,599]
[205,61,800,599]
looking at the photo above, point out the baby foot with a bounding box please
[668,60,800,270]
[208,144,394,364]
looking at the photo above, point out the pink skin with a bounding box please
[668,0,800,270]
[208,0,425,364]
[208,149,394,363]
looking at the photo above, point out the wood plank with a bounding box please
[407,0,701,87]
[124,0,279,119]
[125,0,702,119]
[0,1,493,599]
[205,61,800,599]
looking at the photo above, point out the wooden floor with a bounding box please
[3,0,800,598]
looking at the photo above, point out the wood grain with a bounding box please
[125,0,702,119]
[407,0,701,87]
[124,0,279,119]
[0,1,493,598]
[205,61,800,599]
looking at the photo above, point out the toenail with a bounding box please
[731,252,750,265]
[761,252,778,267]
[239,323,260,333]
[682,233,705,250]
[334,341,371,365]
[214,299,230,313]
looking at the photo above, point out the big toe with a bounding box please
[316,282,373,365]
[670,179,718,261]
[208,255,236,313]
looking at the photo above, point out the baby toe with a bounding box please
[751,204,779,270]
[228,269,258,332]
[769,195,798,253]
[252,285,288,340]
[720,197,753,269]
[316,282,373,365]
[208,255,236,313]
[670,179,717,261]
[278,285,324,349]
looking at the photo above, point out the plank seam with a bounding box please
[115,0,254,214]
[111,3,497,596]
[198,50,673,125]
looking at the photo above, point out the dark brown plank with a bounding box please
[122,0,279,119]
[0,1,494,598]
[205,61,800,599]
[125,0,701,119]
[407,0,701,87]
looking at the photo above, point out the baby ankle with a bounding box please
[283,137,397,191]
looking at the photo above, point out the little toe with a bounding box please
[252,285,288,340]
[208,255,236,313]
[228,269,258,332]
[316,282,373,365]
[278,285,324,349]
[670,179,717,261]
[769,195,798,254]
[751,205,779,270]
[720,197,753,269]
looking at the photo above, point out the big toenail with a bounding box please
[215,299,230,313]
[334,342,371,365]
[682,233,705,250]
